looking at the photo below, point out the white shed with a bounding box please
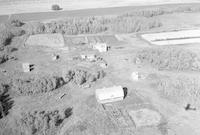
[93,43,108,52]
[131,72,139,81]
[22,63,30,72]
[95,86,124,104]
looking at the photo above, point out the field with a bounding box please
[0,0,200,16]
[2,3,200,135]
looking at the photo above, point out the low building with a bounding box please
[131,71,147,81]
[22,63,30,72]
[87,54,96,62]
[131,72,139,81]
[95,86,124,104]
[92,42,108,52]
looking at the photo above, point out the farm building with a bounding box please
[22,63,31,72]
[25,33,65,48]
[95,86,124,104]
[141,29,200,46]
[92,42,108,52]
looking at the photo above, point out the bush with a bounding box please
[20,108,72,135]
[51,4,61,11]
[12,75,65,95]
[135,47,200,71]
[62,67,105,85]
[10,19,24,27]
[0,84,12,119]
[0,25,14,47]
[0,23,25,47]
[0,54,9,64]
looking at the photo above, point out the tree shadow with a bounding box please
[185,103,196,111]
[64,107,73,118]
[123,87,128,99]
[0,85,14,119]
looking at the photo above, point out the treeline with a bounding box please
[22,16,162,35]
[120,5,200,18]
[135,47,200,71]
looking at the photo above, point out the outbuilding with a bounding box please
[92,42,108,52]
[95,85,124,104]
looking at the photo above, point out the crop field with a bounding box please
[2,3,200,135]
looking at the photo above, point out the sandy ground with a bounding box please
[0,0,200,15]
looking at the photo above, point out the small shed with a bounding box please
[92,43,108,52]
[131,71,147,81]
[95,86,124,104]
[131,72,139,81]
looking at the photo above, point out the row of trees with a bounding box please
[120,5,200,18]
[135,47,200,71]
[22,16,162,35]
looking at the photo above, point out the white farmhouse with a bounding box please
[95,86,124,104]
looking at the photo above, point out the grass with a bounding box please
[156,75,200,108]
[135,47,200,71]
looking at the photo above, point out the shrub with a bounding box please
[20,108,72,135]
[0,84,12,119]
[0,54,9,64]
[0,25,14,47]
[135,47,200,71]
[10,19,24,27]
[12,75,65,95]
[0,23,25,47]
[62,67,105,85]
[51,4,61,11]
